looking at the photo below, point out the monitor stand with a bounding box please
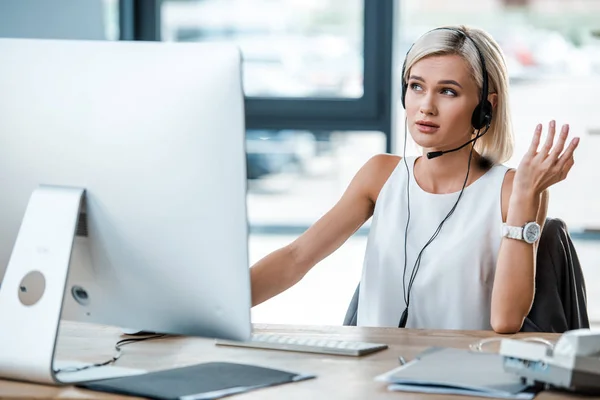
[0,186,145,385]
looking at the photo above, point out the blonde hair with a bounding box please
[403,25,514,164]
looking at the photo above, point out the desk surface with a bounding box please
[0,322,593,400]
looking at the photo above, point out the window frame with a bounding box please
[119,0,395,152]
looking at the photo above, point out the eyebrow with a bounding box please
[408,75,463,89]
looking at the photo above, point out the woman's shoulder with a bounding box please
[362,154,402,180]
[359,154,403,203]
[365,153,402,170]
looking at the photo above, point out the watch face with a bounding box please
[524,222,541,244]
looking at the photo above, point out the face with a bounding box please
[405,54,480,152]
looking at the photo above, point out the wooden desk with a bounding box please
[0,322,593,399]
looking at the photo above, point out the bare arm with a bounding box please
[491,169,548,333]
[491,121,578,334]
[250,154,400,307]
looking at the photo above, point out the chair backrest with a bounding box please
[343,282,360,326]
[343,217,590,332]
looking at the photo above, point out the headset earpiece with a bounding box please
[471,99,493,130]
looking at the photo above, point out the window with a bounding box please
[246,130,386,228]
[123,0,393,137]
[161,0,364,98]
[247,131,385,325]
[0,0,119,41]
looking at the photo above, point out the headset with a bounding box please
[398,27,493,328]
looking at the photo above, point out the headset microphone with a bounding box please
[426,123,491,160]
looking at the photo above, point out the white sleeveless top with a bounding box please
[357,156,510,330]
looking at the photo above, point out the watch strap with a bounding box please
[502,223,523,240]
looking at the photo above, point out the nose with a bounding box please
[419,93,437,116]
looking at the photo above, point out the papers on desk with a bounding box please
[376,347,540,399]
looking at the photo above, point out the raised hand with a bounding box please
[513,120,580,197]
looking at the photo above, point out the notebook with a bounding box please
[77,362,315,400]
[376,347,540,399]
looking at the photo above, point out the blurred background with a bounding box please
[1,0,599,327]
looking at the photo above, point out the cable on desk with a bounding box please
[53,333,166,374]
[469,337,555,353]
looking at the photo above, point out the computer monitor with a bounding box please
[0,38,251,384]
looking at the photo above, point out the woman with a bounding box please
[249,25,579,334]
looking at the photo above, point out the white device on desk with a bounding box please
[500,329,600,394]
[0,38,250,385]
[216,333,388,357]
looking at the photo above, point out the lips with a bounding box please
[415,120,440,133]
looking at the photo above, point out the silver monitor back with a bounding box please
[0,38,251,342]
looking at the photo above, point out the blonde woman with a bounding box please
[250,25,579,334]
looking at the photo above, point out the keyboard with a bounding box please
[215,333,388,357]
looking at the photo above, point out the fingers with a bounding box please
[528,121,579,179]
[555,136,579,180]
[548,123,569,161]
[559,155,576,181]
[557,137,580,165]
[539,120,556,155]
[527,123,542,156]
[532,120,572,162]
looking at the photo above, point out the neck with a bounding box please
[414,147,487,194]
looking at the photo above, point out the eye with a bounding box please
[409,83,423,91]
[441,88,457,96]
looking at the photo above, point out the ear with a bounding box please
[488,93,498,109]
